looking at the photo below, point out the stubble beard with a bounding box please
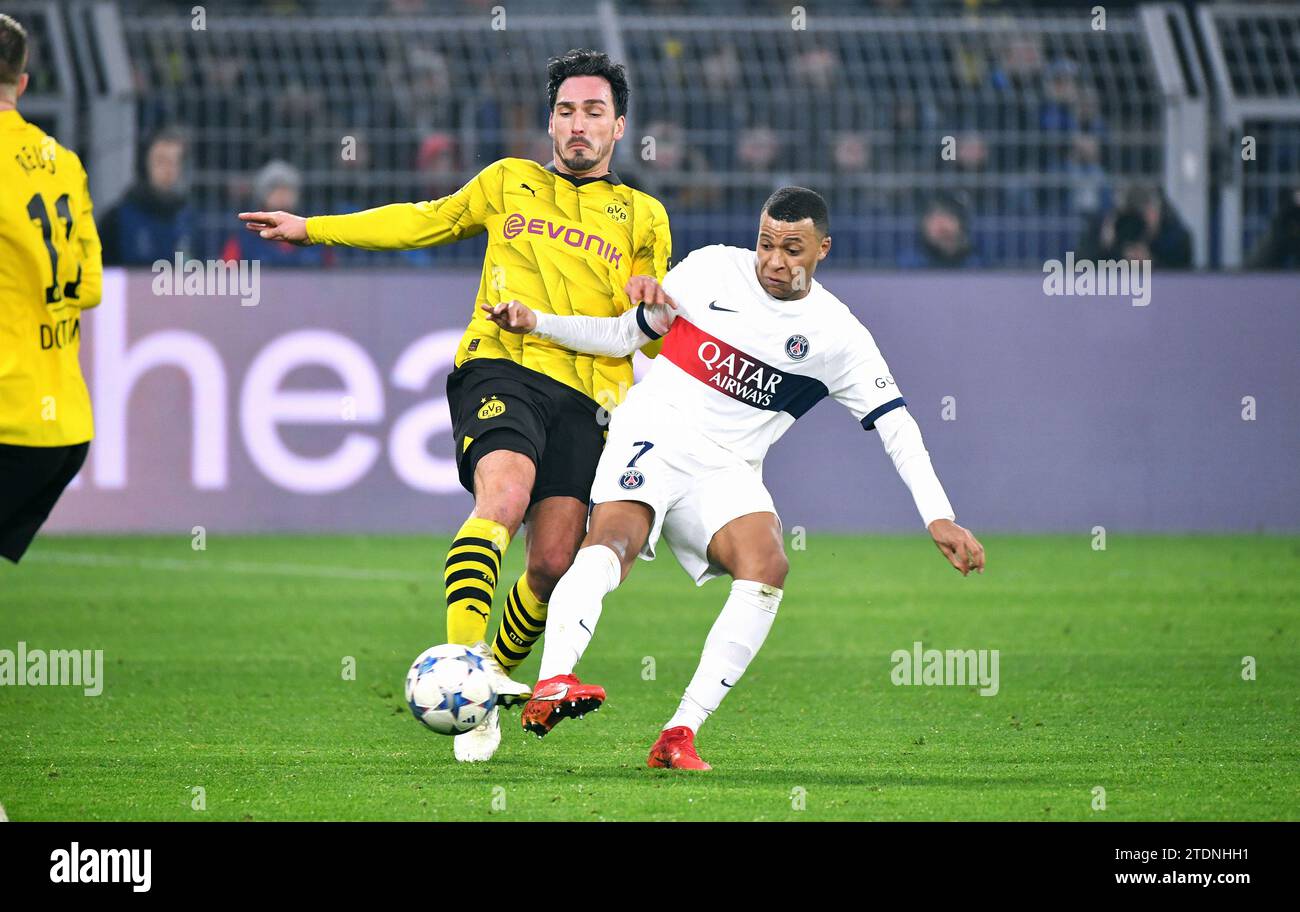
[556,139,603,175]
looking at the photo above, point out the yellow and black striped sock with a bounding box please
[491,573,548,673]
[445,517,511,645]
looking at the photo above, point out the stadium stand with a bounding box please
[17,0,1300,269]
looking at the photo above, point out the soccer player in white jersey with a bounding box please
[484,187,985,769]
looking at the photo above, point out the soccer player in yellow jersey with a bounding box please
[0,14,103,565]
[239,49,672,761]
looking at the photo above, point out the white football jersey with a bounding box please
[624,244,905,468]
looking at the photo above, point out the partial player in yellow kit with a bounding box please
[0,14,103,563]
[306,154,669,405]
[239,49,673,762]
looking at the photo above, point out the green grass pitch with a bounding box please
[1,533,1297,821]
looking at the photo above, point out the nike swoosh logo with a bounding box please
[537,685,569,701]
[720,678,735,688]
[708,300,738,312]
[578,618,593,638]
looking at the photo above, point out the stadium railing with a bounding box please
[30,0,1300,270]
[103,2,1176,269]
[1197,3,1300,267]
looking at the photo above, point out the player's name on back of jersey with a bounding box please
[151,253,260,307]
[14,135,57,175]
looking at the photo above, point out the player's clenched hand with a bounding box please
[927,519,985,576]
[480,300,537,333]
[625,275,677,310]
[238,210,311,245]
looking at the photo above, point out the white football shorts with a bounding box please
[589,398,779,585]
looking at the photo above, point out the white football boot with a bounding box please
[453,642,533,763]
[454,706,501,762]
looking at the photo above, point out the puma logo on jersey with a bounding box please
[520,182,537,196]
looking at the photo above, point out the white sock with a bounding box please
[536,545,622,681]
[665,579,782,733]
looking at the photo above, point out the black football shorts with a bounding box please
[0,441,89,564]
[446,358,605,505]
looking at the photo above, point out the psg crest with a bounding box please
[785,334,810,360]
[619,468,645,490]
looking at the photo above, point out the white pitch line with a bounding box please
[0,802,7,822]
[24,550,430,583]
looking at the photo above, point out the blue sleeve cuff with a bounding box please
[861,397,906,431]
[635,302,662,341]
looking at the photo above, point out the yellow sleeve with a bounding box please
[633,194,671,358]
[638,335,665,359]
[69,154,103,310]
[631,193,672,281]
[305,160,499,249]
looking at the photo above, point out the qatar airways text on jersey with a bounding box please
[624,245,907,465]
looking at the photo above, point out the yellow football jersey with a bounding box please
[0,110,103,447]
[306,157,671,410]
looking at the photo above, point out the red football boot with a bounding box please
[520,674,606,737]
[647,725,712,770]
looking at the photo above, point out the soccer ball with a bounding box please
[404,644,497,735]
[404,644,498,735]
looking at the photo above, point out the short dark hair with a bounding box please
[0,14,29,86]
[762,186,830,237]
[547,48,629,119]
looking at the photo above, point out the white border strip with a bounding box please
[23,551,429,583]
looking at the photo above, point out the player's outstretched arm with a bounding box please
[483,274,676,356]
[926,517,986,577]
[481,300,540,333]
[874,408,985,576]
[238,163,497,251]
[238,210,310,244]
[827,324,985,577]
[481,287,674,358]
[625,274,672,308]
